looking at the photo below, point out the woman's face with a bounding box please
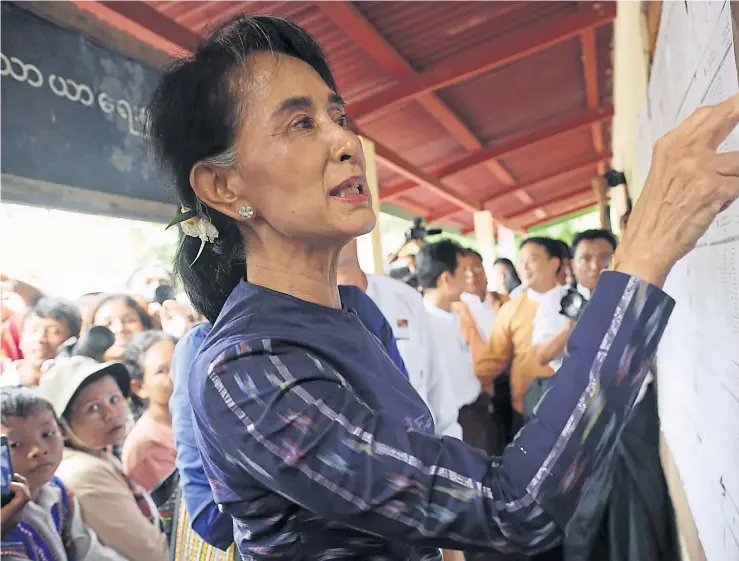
[94,299,146,360]
[132,340,175,408]
[194,53,376,249]
[493,263,512,294]
[66,375,129,448]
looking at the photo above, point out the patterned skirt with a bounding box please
[171,496,236,561]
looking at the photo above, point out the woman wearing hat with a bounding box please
[39,355,168,561]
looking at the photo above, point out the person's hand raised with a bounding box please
[615,94,739,287]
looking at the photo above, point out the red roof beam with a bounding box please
[317,3,518,189]
[390,198,432,218]
[380,107,613,202]
[371,140,481,213]
[579,24,607,173]
[507,187,593,221]
[523,200,598,231]
[485,152,611,206]
[427,208,462,225]
[348,2,617,120]
[70,1,200,55]
[435,106,614,179]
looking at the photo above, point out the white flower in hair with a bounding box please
[166,206,219,265]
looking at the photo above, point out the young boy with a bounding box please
[0,386,125,560]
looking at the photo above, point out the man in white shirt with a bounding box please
[415,240,499,453]
[337,240,462,440]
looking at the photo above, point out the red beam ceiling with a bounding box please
[348,2,617,119]
[523,200,598,231]
[381,106,613,200]
[70,1,613,231]
[436,106,613,179]
[485,152,610,206]
[371,140,480,212]
[508,186,593,221]
[426,152,610,223]
[316,2,519,195]
[70,1,198,55]
[579,20,607,175]
[74,0,487,220]
[427,208,462,225]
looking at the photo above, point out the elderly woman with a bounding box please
[148,14,739,561]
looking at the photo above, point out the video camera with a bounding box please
[559,284,588,321]
[57,325,116,363]
[603,169,627,188]
[405,217,442,243]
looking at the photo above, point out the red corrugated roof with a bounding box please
[79,0,616,233]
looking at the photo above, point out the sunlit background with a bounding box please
[2,200,599,301]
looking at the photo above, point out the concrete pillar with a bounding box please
[496,224,518,262]
[358,136,384,275]
[473,210,496,289]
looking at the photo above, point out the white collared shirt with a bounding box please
[460,292,496,341]
[532,284,652,403]
[366,275,463,439]
[423,301,482,410]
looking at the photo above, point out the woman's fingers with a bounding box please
[674,93,739,149]
[713,151,739,177]
[701,93,739,150]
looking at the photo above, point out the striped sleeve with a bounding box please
[193,271,673,554]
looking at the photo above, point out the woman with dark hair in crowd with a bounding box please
[148,12,739,560]
[84,294,153,361]
[126,263,174,304]
[121,330,178,489]
[492,257,522,298]
[38,356,169,561]
[0,297,81,388]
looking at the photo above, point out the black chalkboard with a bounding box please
[0,2,175,207]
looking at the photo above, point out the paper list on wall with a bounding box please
[645,2,739,561]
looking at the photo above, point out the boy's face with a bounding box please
[19,314,71,368]
[1,409,64,495]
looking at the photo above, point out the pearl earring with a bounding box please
[239,206,254,219]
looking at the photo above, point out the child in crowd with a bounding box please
[0,298,82,388]
[38,355,169,561]
[0,386,125,560]
[121,331,178,490]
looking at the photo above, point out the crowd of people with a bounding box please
[1,266,201,561]
[0,225,678,561]
[3,11,739,561]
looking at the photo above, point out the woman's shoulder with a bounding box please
[58,448,121,488]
